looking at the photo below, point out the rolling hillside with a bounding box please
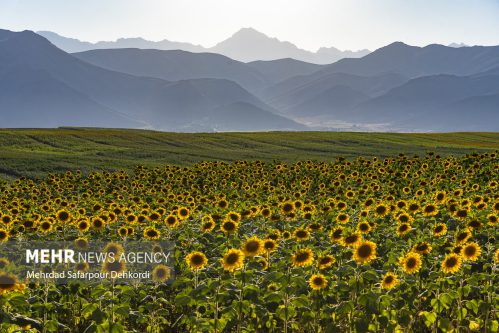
[0,128,497,179]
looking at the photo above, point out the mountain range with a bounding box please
[1,28,498,132]
[0,29,303,131]
[37,28,370,65]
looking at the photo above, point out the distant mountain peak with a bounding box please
[38,28,370,64]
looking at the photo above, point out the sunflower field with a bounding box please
[0,151,498,332]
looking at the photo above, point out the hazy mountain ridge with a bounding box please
[261,42,499,131]
[37,28,370,64]
[1,28,499,132]
[0,29,303,131]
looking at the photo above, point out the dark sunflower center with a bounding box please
[464,246,476,256]
[0,275,16,288]
[155,268,167,278]
[264,242,275,250]
[224,221,236,231]
[245,241,260,252]
[376,206,386,214]
[226,253,239,265]
[296,252,310,262]
[313,277,324,285]
[345,235,358,243]
[399,225,409,232]
[435,226,443,233]
[296,230,308,238]
[319,257,332,265]
[416,244,428,251]
[147,230,158,237]
[445,257,458,267]
[191,255,204,265]
[384,276,394,284]
[406,258,417,268]
[357,244,372,258]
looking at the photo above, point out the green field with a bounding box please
[0,128,498,179]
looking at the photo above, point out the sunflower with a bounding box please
[413,242,432,255]
[467,219,482,230]
[74,237,89,250]
[164,215,179,228]
[221,219,239,234]
[433,223,447,237]
[103,242,124,257]
[280,201,295,215]
[184,251,208,271]
[336,213,350,224]
[125,214,137,224]
[487,214,498,225]
[56,209,71,223]
[461,242,481,261]
[117,226,128,238]
[0,272,21,294]
[143,227,161,240]
[1,215,13,225]
[291,248,314,267]
[263,239,278,254]
[241,237,263,257]
[177,207,190,220]
[0,228,9,242]
[381,272,399,290]
[455,229,472,245]
[396,213,413,224]
[356,221,372,234]
[396,223,412,236]
[374,204,389,217]
[341,233,362,248]
[435,191,447,203]
[201,219,216,233]
[399,252,422,274]
[441,253,462,274]
[255,257,268,270]
[353,241,377,264]
[309,274,327,290]
[282,231,291,240]
[225,211,241,224]
[221,249,244,272]
[39,221,52,233]
[317,255,336,269]
[152,264,171,283]
[329,227,344,243]
[91,217,105,231]
[260,208,271,218]
[422,204,438,217]
[294,228,310,241]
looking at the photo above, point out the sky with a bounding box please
[1,0,499,51]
